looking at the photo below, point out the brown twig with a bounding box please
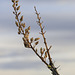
[11,0,60,75]
[34,6,53,65]
[34,6,60,75]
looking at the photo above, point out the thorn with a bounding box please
[56,65,60,69]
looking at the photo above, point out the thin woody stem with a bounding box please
[30,45,48,66]
[34,6,59,75]
[34,6,52,64]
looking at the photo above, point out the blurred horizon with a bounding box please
[0,0,75,75]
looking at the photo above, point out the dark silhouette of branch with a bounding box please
[11,0,60,75]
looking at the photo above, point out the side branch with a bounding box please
[34,6,60,75]
[34,6,52,64]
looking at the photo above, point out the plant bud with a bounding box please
[12,0,15,3]
[24,42,30,48]
[35,41,39,45]
[40,47,42,50]
[13,11,15,14]
[30,37,33,43]
[23,23,25,28]
[11,0,14,2]
[40,47,42,53]
[21,27,24,33]
[20,16,23,21]
[25,29,28,33]
[16,3,18,6]
[12,4,15,8]
[18,28,21,33]
[17,6,20,10]
[14,7,16,10]
[27,31,29,34]
[44,55,47,61]
[18,12,21,16]
[13,0,15,3]
[28,26,31,30]
[18,31,20,34]
[34,38,40,41]
[21,23,25,28]
[15,16,18,20]
[15,21,19,27]
[16,0,19,3]
[21,23,24,26]
[45,52,47,57]
[24,34,29,39]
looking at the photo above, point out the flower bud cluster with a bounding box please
[12,0,40,49]
[40,47,48,61]
[12,0,30,48]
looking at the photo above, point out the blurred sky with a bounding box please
[0,0,75,75]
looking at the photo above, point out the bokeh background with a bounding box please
[0,0,75,75]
